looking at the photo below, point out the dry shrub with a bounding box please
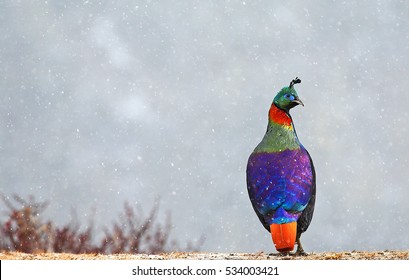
[0,194,203,254]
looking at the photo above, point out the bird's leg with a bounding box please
[295,237,307,256]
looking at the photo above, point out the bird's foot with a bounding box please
[294,240,308,256]
[294,245,308,256]
[294,249,308,256]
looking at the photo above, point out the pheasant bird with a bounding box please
[246,78,316,255]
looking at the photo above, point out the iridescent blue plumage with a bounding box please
[247,148,314,225]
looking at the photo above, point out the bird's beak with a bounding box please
[293,96,304,107]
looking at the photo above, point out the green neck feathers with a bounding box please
[254,104,300,153]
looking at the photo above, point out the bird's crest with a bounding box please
[289,77,301,89]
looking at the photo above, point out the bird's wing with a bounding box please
[296,149,316,237]
[250,199,271,232]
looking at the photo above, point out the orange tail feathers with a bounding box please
[270,222,297,252]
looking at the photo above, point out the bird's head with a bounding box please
[273,77,304,112]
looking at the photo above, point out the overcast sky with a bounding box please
[1,0,409,252]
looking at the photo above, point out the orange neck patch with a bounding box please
[269,104,292,127]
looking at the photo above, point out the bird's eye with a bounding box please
[285,94,295,101]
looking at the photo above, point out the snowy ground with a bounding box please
[1,251,408,260]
